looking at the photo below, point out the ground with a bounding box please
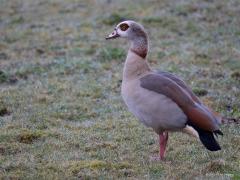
[0,0,240,179]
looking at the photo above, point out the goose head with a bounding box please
[106,20,148,59]
[106,20,147,41]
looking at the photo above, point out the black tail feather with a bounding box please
[198,130,221,151]
[214,129,223,137]
[187,122,222,151]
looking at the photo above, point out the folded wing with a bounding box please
[140,73,221,132]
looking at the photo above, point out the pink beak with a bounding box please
[106,29,119,40]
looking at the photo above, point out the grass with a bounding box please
[0,0,240,179]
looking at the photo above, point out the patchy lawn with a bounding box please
[0,0,239,179]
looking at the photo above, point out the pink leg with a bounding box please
[159,131,168,160]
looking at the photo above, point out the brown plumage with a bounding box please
[106,20,223,160]
[140,73,220,132]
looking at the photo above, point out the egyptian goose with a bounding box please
[106,20,223,160]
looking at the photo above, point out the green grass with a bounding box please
[0,0,240,179]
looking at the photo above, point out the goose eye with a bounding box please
[119,23,129,31]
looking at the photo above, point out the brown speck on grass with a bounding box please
[0,0,239,179]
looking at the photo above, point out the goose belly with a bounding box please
[121,82,187,132]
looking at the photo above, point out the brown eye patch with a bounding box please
[119,23,129,31]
